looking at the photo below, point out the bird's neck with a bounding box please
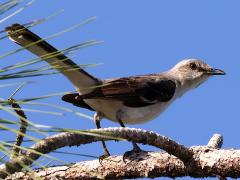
[164,71,198,98]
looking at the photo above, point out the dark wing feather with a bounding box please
[76,76,176,107]
[62,93,95,111]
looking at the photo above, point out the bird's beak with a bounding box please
[207,68,226,75]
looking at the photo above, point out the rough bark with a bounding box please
[5,148,240,179]
[0,127,239,179]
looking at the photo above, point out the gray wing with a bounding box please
[5,24,100,94]
[64,76,176,108]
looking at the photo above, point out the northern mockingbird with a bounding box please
[6,24,225,160]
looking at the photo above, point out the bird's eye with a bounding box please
[190,63,197,70]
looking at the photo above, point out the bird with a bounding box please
[6,24,225,161]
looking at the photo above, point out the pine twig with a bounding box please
[8,98,28,159]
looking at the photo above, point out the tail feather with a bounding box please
[6,24,100,94]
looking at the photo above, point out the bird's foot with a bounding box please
[123,143,147,163]
[99,151,110,164]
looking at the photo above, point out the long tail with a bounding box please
[6,24,100,94]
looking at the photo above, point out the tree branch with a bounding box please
[0,127,192,178]
[8,98,28,159]
[5,148,240,179]
[0,127,239,179]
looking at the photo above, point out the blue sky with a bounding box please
[1,1,239,179]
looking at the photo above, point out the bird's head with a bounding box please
[169,59,225,89]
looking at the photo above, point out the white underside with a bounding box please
[85,98,173,124]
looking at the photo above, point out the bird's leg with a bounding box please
[94,112,110,163]
[117,117,142,151]
[116,111,146,162]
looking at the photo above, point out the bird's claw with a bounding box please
[98,152,110,165]
[123,143,146,163]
